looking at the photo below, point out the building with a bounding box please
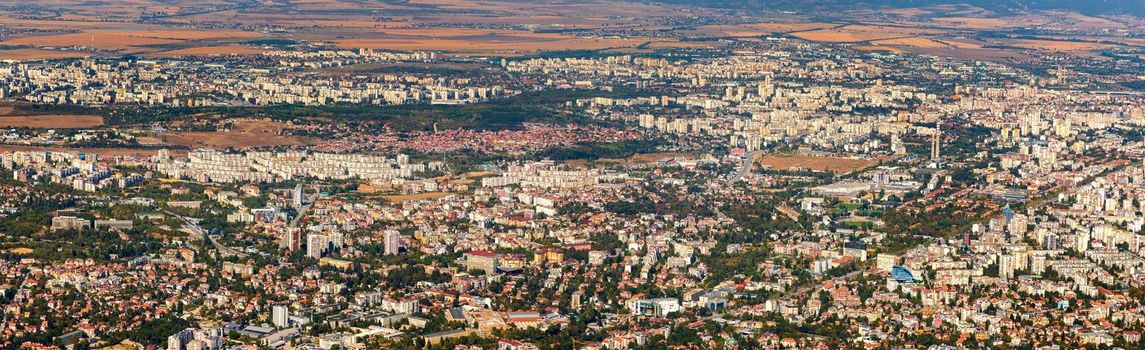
[626,297,680,317]
[842,241,868,261]
[464,251,499,274]
[876,253,899,272]
[167,328,222,350]
[281,228,301,251]
[931,123,941,160]
[293,184,303,208]
[51,216,91,231]
[308,234,328,259]
[384,230,401,255]
[999,254,1015,279]
[499,339,540,350]
[94,219,134,230]
[272,305,289,328]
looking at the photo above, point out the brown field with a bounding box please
[0,115,104,128]
[4,31,182,52]
[626,152,688,165]
[357,184,383,194]
[930,17,1013,29]
[326,27,648,52]
[380,192,453,202]
[95,341,141,350]
[1007,39,1118,51]
[159,119,311,149]
[0,48,94,61]
[853,45,908,54]
[148,45,267,57]
[695,22,837,37]
[1051,12,1128,30]
[0,144,166,157]
[910,47,1027,61]
[411,0,682,18]
[929,16,1049,29]
[935,39,985,49]
[791,25,941,43]
[333,37,643,52]
[0,0,1130,61]
[91,29,261,40]
[884,8,933,17]
[791,29,901,43]
[8,247,33,254]
[870,37,949,48]
[756,154,878,173]
[569,152,688,168]
[857,35,1027,61]
[638,41,720,50]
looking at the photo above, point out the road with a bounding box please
[697,269,864,324]
[781,269,865,299]
[290,192,319,228]
[165,209,247,257]
[732,150,767,182]
[0,274,30,329]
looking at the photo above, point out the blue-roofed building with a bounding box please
[891,266,920,283]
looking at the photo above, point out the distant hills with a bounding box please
[647,0,1145,17]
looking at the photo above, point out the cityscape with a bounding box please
[0,0,1144,350]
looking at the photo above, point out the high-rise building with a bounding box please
[292,184,303,208]
[876,253,899,272]
[307,234,327,259]
[384,230,401,255]
[891,134,905,155]
[999,254,1014,279]
[272,305,289,328]
[167,328,222,350]
[281,228,301,251]
[931,124,941,160]
[1077,230,1090,252]
[168,329,193,350]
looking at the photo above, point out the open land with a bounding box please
[379,192,454,202]
[155,119,312,149]
[756,154,879,173]
[0,144,167,157]
[0,115,105,128]
[0,0,1137,61]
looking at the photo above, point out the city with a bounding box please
[0,0,1143,350]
